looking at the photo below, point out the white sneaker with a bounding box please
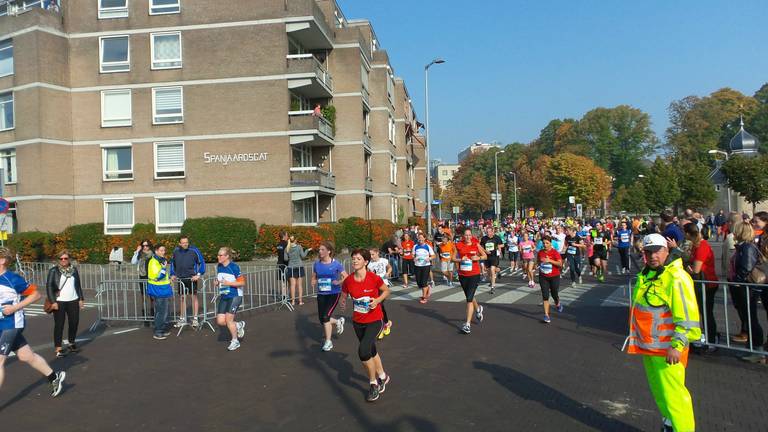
[578,275,583,284]
[174,317,185,328]
[322,340,333,351]
[191,317,199,328]
[336,317,345,335]
[227,339,241,351]
[237,321,246,339]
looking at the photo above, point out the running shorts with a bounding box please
[176,278,198,295]
[286,266,306,279]
[539,276,560,302]
[353,320,384,362]
[414,265,431,288]
[217,296,242,315]
[440,261,454,272]
[0,328,28,356]
[402,260,415,276]
[508,251,519,261]
[484,256,500,268]
[459,274,480,302]
[317,292,341,323]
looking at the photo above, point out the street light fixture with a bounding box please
[708,149,732,212]
[424,57,445,236]
[494,150,504,223]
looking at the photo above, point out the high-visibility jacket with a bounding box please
[628,257,701,366]
[147,255,172,298]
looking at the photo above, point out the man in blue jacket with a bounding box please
[170,236,206,328]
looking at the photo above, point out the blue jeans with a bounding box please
[566,254,581,282]
[388,255,400,279]
[153,297,170,336]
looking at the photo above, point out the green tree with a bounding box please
[641,157,681,212]
[674,159,717,210]
[460,173,492,217]
[577,105,658,188]
[611,183,648,214]
[747,83,768,154]
[721,154,768,213]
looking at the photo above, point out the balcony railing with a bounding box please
[0,0,60,16]
[287,54,334,93]
[365,176,373,192]
[363,133,372,152]
[290,167,336,190]
[288,111,335,140]
[361,86,370,108]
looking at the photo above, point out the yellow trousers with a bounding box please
[643,355,695,432]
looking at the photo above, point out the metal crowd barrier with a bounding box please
[692,279,768,355]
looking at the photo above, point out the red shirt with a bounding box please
[537,248,562,278]
[691,239,718,283]
[455,241,482,276]
[402,239,415,260]
[342,271,384,324]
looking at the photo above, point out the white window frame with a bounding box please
[98,0,129,19]
[100,89,132,128]
[149,0,180,15]
[155,196,186,233]
[0,39,13,78]
[150,31,182,70]
[103,199,134,235]
[0,92,14,132]
[101,143,134,181]
[152,86,184,124]
[154,141,185,179]
[99,35,130,73]
[0,149,17,184]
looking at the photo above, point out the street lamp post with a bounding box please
[708,149,732,213]
[494,150,504,223]
[509,172,517,220]
[424,57,445,236]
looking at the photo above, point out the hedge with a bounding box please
[8,231,56,262]
[180,217,258,262]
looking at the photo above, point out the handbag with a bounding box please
[748,261,768,285]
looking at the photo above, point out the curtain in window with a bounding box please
[155,88,182,115]
[156,143,183,172]
[0,94,12,129]
[107,202,132,225]
[159,199,184,225]
[154,34,179,62]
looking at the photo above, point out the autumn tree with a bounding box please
[545,153,612,209]
[721,154,768,213]
[612,183,648,214]
[514,154,555,216]
[459,173,492,217]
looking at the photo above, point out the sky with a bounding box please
[337,0,768,164]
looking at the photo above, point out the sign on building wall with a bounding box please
[203,152,269,166]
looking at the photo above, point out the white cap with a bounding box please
[643,233,667,251]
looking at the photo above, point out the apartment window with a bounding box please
[0,39,13,77]
[0,149,16,184]
[104,200,134,234]
[0,92,13,131]
[101,89,132,127]
[149,0,180,15]
[98,0,128,19]
[292,145,312,168]
[363,110,370,135]
[100,35,130,73]
[0,4,8,16]
[290,92,310,111]
[152,86,183,124]
[292,196,317,224]
[156,197,185,233]
[387,116,394,143]
[151,32,182,69]
[102,145,133,180]
[154,141,185,178]
[386,74,394,102]
[408,165,414,189]
[360,64,369,90]
[390,155,398,185]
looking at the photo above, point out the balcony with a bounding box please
[288,111,334,147]
[361,86,371,110]
[287,54,334,97]
[365,176,373,192]
[285,0,334,50]
[363,133,372,152]
[290,167,336,190]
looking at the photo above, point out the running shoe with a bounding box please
[377,330,385,340]
[174,317,185,328]
[383,321,392,336]
[68,343,80,353]
[191,317,199,328]
[578,275,583,284]
[378,374,391,393]
[55,350,67,358]
[366,384,381,402]
[161,331,171,337]
[461,323,471,334]
[557,304,564,313]
[599,275,605,283]
[50,371,66,397]
[476,305,484,322]
[528,280,535,288]
[419,297,428,304]
[336,317,345,335]
[237,321,246,339]
[489,286,495,295]
[321,340,333,351]
[153,334,167,340]
[542,315,551,324]
[227,339,241,351]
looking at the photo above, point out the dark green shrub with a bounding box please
[181,217,258,261]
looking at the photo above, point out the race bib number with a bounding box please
[620,233,630,243]
[219,287,231,296]
[485,242,496,252]
[403,250,412,257]
[523,245,532,253]
[594,237,603,245]
[510,244,519,252]
[567,246,576,255]
[460,259,473,272]
[440,252,451,259]
[540,263,553,274]
[318,278,333,292]
[353,296,371,314]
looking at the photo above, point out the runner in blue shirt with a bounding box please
[0,247,66,397]
[214,247,247,351]
[312,241,348,351]
[615,221,634,274]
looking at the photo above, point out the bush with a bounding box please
[255,224,335,258]
[54,223,111,263]
[334,218,396,251]
[8,231,56,262]
[181,217,258,262]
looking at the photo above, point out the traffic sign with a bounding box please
[432,199,442,205]
[452,206,460,214]
[0,198,9,214]
[568,196,576,204]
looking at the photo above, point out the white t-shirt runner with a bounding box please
[367,258,391,286]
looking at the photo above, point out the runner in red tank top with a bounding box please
[453,228,488,334]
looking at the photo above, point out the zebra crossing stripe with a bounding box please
[600,286,630,307]
[486,285,539,304]
[556,284,595,305]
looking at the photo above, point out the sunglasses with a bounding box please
[59,257,70,261]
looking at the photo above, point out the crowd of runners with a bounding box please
[1,209,766,414]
